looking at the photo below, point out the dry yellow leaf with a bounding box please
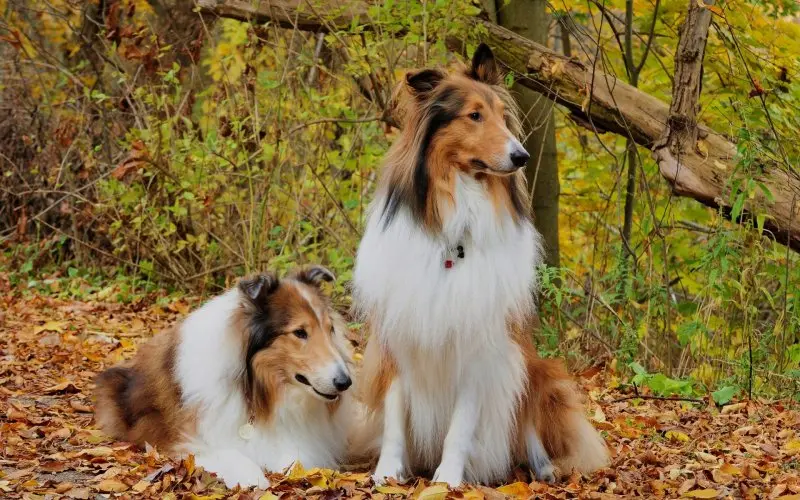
[418,484,450,500]
[34,321,66,334]
[784,439,800,453]
[375,485,410,494]
[287,461,306,480]
[721,403,746,414]
[719,463,741,476]
[684,489,719,498]
[666,430,690,443]
[131,480,150,493]
[495,481,531,498]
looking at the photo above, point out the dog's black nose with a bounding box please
[510,149,530,168]
[333,373,352,392]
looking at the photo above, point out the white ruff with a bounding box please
[354,173,543,484]
[173,290,353,488]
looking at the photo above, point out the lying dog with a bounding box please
[94,266,355,488]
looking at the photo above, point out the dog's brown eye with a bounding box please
[469,111,482,122]
[293,329,308,340]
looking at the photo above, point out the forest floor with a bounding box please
[1,291,799,499]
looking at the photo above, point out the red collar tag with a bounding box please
[443,244,464,270]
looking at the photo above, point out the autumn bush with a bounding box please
[1,0,799,399]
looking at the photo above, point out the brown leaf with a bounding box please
[684,489,719,498]
[82,446,114,458]
[69,399,93,413]
[55,482,74,494]
[678,479,697,495]
[65,487,91,499]
[96,479,129,492]
[42,381,80,394]
[4,467,36,480]
[41,460,69,472]
[761,442,780,457]
[696,451,717,463]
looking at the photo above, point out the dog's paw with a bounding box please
[432,462,463,488]
[372,457,405,485]
[533,462,556,484]
[195,449,269,489]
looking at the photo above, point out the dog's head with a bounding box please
[381,44,529,228]
[234,266,352,418]
[404,43,528,177]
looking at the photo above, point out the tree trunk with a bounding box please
[198,0,800,253]
[497,0,560,268]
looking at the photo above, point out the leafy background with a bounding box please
[1,0,799,403]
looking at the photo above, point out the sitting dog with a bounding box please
[352,44,609,486]
[94,266,355,488]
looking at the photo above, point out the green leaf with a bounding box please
[712,386,737,405]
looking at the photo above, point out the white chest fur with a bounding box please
[354,174,542,348]
[354,173,543,483]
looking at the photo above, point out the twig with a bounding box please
[287,116,382,136]
[611,394,705,403]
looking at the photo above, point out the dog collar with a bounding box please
[444,243,465,269]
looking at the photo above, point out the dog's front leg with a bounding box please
[432,383,479,487]
[372,380,407,484]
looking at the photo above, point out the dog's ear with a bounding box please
[292,265,335,287]
[406,68,446,99]
[469,43,501,85]
[238,273,279,304]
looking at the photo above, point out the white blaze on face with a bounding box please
[494,132,528,173]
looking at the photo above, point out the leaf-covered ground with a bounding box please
[1,291,799,499]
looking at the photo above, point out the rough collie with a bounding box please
[94,266,354,489]
[352,44,609,486]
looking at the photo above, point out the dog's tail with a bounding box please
[526,357,610,476]
[94,366,134,440]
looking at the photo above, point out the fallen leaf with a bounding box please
[721,403,747,414]
[69,399,92,412]
[34,321,66,334]
[684,489,719,498]
[82,446,113,457]
[65,487,90,499]
[785,439,800,453]
[720,463,741,476]
[43,381,80,394]
[761,442,780,456]
[418,484,450,500]
[375,485,410,494]
[4,467,35,480]
[495,482,530,498]
[131,480,150,493]
[55,482,74,493]
[696,451,717,463]
[96,479,129,492]
[667,430,690,443]
[678,479,697,495]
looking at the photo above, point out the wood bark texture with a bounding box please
[198,0,800,252]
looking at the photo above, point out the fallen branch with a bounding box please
[198,0,800,252]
